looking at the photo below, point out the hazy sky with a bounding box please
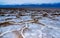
[0,0,60,5]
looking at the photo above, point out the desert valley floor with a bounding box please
[0,8,60,38]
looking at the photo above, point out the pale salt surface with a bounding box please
[0,9,60,38]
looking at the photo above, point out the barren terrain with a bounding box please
[0,8,60,38]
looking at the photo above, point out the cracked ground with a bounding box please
[0,8,60,38]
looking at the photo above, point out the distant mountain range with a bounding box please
[0,3,60,8]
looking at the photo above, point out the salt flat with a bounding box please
[0,8,60,38]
